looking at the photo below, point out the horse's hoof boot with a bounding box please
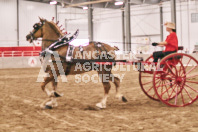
[54,92,61,97]
[122,96,128,102]
[45,105,52,109]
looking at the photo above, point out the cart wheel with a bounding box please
[139,55,159,101]
[153,53,198,107]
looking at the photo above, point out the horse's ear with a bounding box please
[38,16,43,22]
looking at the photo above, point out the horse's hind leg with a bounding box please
[110,73,127,102]
[96,81,111,109]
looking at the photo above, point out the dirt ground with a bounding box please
[0,66,198,132]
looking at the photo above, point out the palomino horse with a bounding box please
[26,17,127,109]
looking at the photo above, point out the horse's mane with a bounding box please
[47,20,65,37]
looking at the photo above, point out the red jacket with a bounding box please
[164,32,178,52]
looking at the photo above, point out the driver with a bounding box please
[152,22,178,62]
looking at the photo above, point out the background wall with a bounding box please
[19,0,56,46]
[93,1,198,53]
[0,0,17,46]
[0,0,198,54]
[57,6,88,39]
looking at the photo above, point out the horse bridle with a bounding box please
[29,20,63,43]
[29,20,46,41]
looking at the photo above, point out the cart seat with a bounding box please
[173,55,182,60]
[167,55,182,61]
[178,46,183,50]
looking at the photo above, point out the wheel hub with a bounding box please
[160,74,166,80]
[176,77,183,84]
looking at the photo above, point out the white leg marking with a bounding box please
[96,94,108,109]
[51,98,58,107]
[115,87,123,100]
[45,97,58,107]
[45,89,51,97]
[40,98,51,108]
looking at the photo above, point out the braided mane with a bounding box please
[47,20,65,37]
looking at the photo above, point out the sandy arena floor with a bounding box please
[0,66,198,132]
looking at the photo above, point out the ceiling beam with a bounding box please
[62,0,114,8]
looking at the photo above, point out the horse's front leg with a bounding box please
[45,79,64,108]
[51,80,63,98]
[40,75,54,109]
[41,75,54,97]
[40,75,60,109]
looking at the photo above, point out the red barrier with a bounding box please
[0,46,41,51]
[0,46,41,57]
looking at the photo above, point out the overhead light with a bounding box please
[83,7,88,10]
[115,1,124,6]
[50,1,57,5]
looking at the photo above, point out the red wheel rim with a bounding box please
[139,55,159,101]
[153,53,198,107]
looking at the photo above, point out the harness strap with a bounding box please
[66,45,75,62]
[79,45,84,55]
[94,42,103,59]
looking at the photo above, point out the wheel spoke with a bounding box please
[184,58,192,71]
[183,86,193,100]
[180,89,185,105]
[166,74,175,79]
[161,81,164,96]
[158,80,175,87]
[178,60,184,76]
[184,83,198,93]
[174,85,179,105]
[155,80,163,90]
[152,93,157,98]
[146,85,154,93]
[186,74,198,79]
[142,80,153,85]
[161,80,176,96]
[164,70,176,78]
[164,80,171,99]
[165,61,176,76]
[169,83,178,98]
[155,77,175,80]
[183,65,198,77]
[185,80,198,84]
[180,58,191,77]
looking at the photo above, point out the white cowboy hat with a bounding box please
[164,22,175,29]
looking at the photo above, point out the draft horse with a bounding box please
[26,17,127,109]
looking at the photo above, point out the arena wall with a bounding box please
[0,56,41,69]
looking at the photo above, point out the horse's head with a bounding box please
[26,17,46,43]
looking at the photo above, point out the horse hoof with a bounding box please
[96,103,106,109]
[122,96,128,102]
[54,92,63,97]
[45,105,53,109]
